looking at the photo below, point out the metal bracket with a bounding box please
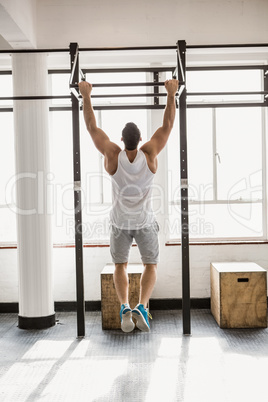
[74,181,81,191]
[176,43,185,83]
[177,84,186,99]
[264,70,268,105]
[181,179,188,189]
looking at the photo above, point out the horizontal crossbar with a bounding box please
[2,65,266,76]
[187,91,268,96]
[1,91,267,101]
[188,102,267,108]
[0,43,268,54]
[70,81,177,88]
[1,102,267,112]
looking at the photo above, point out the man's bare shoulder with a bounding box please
[140,147,158,174]
[104,142,122,175]
[105,142,122,158]
[140,141,150,153]
[140,140,158,157]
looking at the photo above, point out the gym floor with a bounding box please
[0,310,267,402]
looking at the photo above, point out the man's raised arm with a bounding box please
[141,79,178,156]
[79,81,112,155]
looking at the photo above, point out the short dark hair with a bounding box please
[122,122,141,150]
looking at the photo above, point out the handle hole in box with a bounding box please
[237,278,249,283]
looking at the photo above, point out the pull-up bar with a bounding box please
[70,81,185,88]
[1,91,267,102]
[0,42,268,55]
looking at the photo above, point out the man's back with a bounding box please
[103,144,157,176]
[110,149,155,230]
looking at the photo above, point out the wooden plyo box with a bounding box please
[211,262,267,328]
[101,263,144,330]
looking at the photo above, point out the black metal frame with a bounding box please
[68,41,190,336]
[176,40,191,335]
[265,67,268,107]
[69,43,85,338]
[70,81,170,89]
[1,41,268,337]
[0,42,268,54]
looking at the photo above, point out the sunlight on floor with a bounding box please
[157,337,182,358]
[183,337,268,402]
[69,339,91,358]
[0,312,267,402]
[145,337,181,401]
[22,340,73,360]
[222,353,268,402]
[0,338,128,401]
[40,358,128,401]
[0,361,56,401]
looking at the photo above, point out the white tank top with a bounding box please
[110,150,155,230]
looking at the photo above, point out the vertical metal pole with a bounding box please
[177,40,191,335]
[264,68,268,107]
[262,69,268,239]
[70,43,85,337]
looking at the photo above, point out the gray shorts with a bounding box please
[110,221,159,264]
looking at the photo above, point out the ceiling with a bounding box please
[0,0,268,69]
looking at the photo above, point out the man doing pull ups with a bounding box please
[79,78,178,332]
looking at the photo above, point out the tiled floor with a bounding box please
[0,310,267,402]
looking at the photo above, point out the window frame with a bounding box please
[168,65,268,242]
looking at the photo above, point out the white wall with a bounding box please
[1,243,268,303]
[36,0,268,49]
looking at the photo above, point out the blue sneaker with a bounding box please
[120,303,135,333]
[132,304,152,332]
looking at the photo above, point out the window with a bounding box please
[0,73,12,107]
[50,73,70,106]
[86,72,148,106]
[187,69,263,104]
[0,112,16,243]
[0,71,15,243]
[168,68,266,241]
[49,110,74,243]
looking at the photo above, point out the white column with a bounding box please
[12,53,55,329]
